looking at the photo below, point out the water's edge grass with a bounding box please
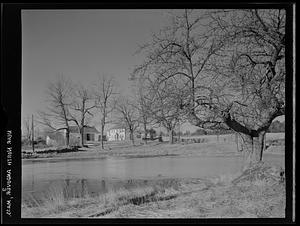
[22,164,285,218]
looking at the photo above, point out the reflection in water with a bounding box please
[101,180,107,193]
[66,178,70,187]
[22,177,155,206]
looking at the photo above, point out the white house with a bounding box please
[106,125,142,141]
[106,126,126,141]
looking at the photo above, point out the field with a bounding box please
[22,133,285,160]
[21,133,285,218]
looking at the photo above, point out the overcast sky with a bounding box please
[21,9,284,134]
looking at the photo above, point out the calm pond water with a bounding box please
[22,154,284,203]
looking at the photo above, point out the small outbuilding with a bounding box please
[67,126,104,145]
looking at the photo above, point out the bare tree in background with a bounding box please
[38,75,73,147]
[115,97,139,145]
[133,9,224,143]
[69,84,96,147]
[131,76,155,144]
[94,74,117,149]
[147,78,186,144]
[134,9,285,168]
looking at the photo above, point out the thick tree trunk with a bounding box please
[101,123,105,149]
[80,127,85,147]
[178,124,181,143]
[65,130,70,147]
[168,129,174,144]
[241,131,266,170]
[130,130,135,145]
[143,124,148,144]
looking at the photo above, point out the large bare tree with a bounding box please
[131,76,155,144]
[133,9,285,167]
[202,9,286,167]
[94,74,117,149]
[147,78,186,144]
[38,75,73,146]
[69,84,96,147]
[115,97,139,145]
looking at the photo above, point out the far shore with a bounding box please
[22,133,285,162]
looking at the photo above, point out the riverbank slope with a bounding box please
[22,163,285,218]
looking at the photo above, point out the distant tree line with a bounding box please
[159,128,232,137]
[175,129,231,137]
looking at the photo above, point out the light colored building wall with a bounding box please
[69,132,99,145]
[69,133,81,146]
[46,135,65,146]
[107,128,126,141]
[46,136,58,146]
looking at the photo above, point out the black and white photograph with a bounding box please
[0,2,296,223]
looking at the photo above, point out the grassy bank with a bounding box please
[22,163,285,218]
[22,141,239,160]
[22,133,285,161]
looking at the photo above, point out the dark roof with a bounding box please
[69,126,99,134]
